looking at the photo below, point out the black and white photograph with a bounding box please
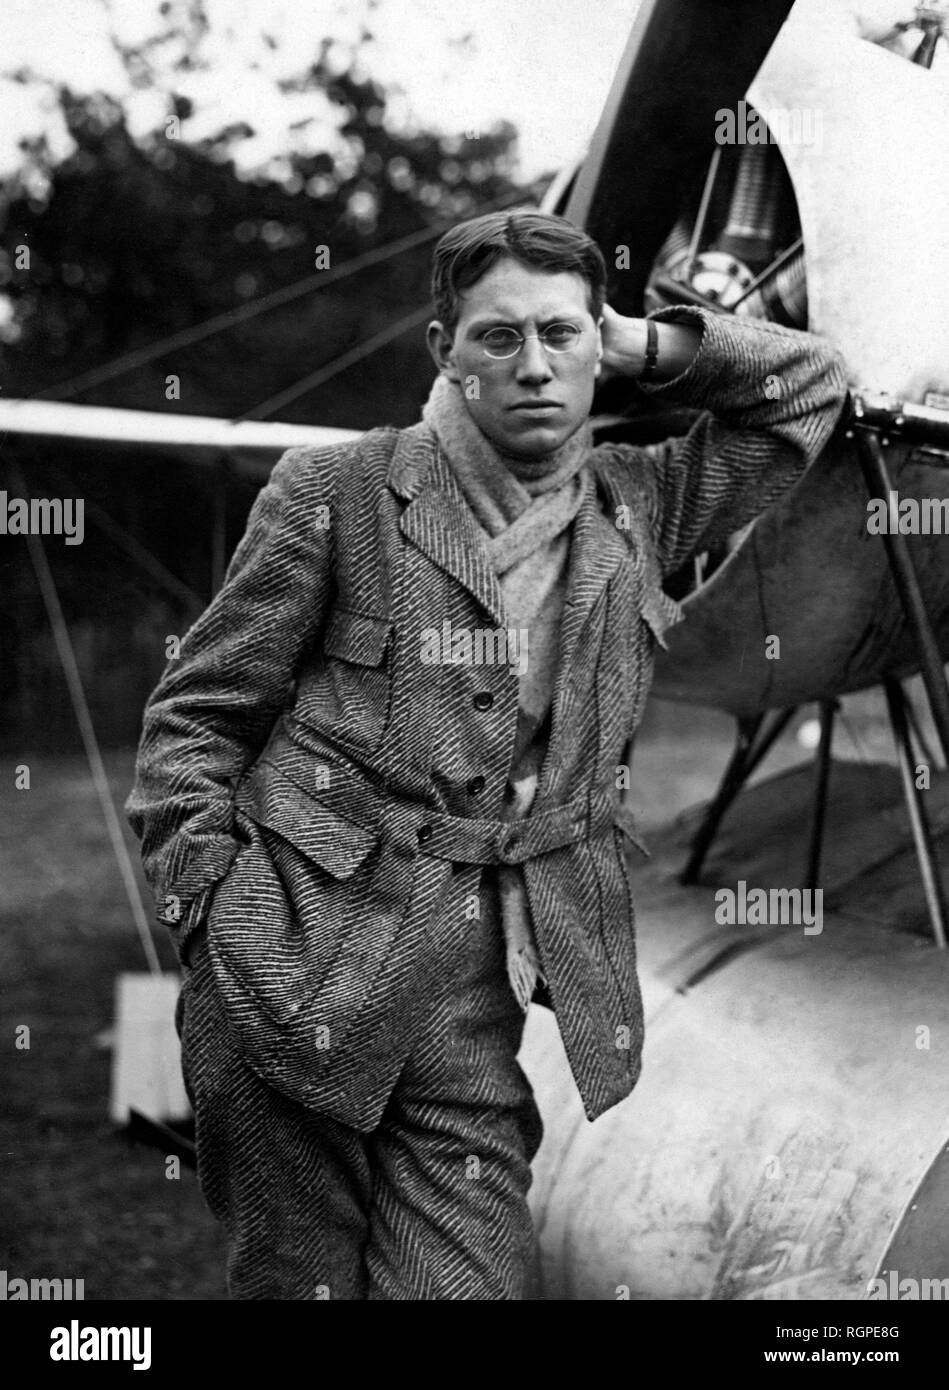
[1,0,948,1357]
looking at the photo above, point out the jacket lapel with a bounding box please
[541,481,627,793]
[559,476,629,647]
[388,423,508,627]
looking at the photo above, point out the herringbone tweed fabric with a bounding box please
[127,305,849,1138]
[178,865,542,1300]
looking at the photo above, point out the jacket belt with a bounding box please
[410,788,616,866]
[248,718,620,867]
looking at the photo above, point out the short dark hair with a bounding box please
[431,210,607,330]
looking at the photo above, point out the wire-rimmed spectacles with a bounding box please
[479,323,583,360]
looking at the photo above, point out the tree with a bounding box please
[0,17,531,428]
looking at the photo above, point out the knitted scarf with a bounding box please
[421,372,592,1008]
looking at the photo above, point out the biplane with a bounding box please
[522,0,949,1302]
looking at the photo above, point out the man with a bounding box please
[126,210,848,1300]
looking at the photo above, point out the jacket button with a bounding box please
[467,775,486,795]
[417,824,434,844]
[473,691,494,710]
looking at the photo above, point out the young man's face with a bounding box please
[427,256,603,459]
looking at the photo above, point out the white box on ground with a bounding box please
[109,972,190,1125]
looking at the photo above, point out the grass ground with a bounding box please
[1,750,227,1300]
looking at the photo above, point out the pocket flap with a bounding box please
[235,761,378,878]
[324,609,391,666]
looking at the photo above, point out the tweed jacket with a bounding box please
[126,305,849,1132]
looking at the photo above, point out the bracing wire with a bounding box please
[32,183,544,406]
[11,458,164,977]
[34,224,443,402]
[240,304,433,420]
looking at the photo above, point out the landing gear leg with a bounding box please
[884,680,948,948]
[681,707,795,884]
[805,699,838,893]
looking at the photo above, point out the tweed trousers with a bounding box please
[176,863,544,1300]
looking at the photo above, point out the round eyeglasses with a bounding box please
[479,323,583,360]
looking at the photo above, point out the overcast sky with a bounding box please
[0,1,927,195]
[0,0,647,186]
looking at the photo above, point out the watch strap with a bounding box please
[641,318,659,379]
